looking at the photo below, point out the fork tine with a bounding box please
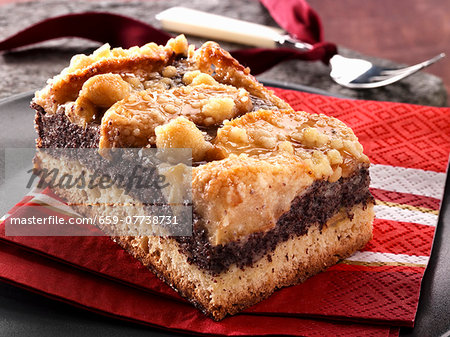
[370,66,423,81]
[381,53,446,76]
[380,66,421,76]
[370,66,434,84]
[344,53,446,88]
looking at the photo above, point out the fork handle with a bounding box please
[156,7,285,48]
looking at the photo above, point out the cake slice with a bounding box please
[31,35,374,320]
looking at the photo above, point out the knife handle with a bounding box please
[156,7,283,48]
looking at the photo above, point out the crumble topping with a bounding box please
[99,82,252,149]
[213,109,369,181]
[155,117,212,162]
[66,74,132,126]
[34,35,190,115]
[33,34,287,125]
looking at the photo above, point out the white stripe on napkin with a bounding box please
[31,193,81,217]
[370,164,446,200]
[374,204,438,226]
[346,251,429,266]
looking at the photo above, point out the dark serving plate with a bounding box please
[0,86,449,337]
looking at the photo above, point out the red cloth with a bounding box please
[260,0,324,43]
[0,242,398,337]
[1,90,449,336]
[0,1,337,72]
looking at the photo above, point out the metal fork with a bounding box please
[328,52,445,89]
[157,7,445,89]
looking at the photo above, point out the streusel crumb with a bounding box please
[155,117,212,162]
